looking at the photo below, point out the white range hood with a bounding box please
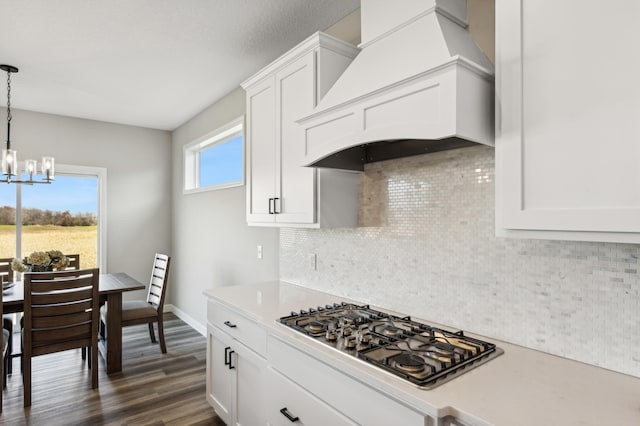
[298,0,494,171]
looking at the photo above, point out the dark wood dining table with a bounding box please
[2,272,145,374]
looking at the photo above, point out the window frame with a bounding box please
[183,116,245,194]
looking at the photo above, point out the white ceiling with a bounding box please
[0,0,360,131]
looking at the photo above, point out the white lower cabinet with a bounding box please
[207,324,267,426]
[267,334,426,426]
[207,324,233,424]
[206,298,267,426]
[265,366,356,426]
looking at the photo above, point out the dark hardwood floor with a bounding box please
[1,313,225,426]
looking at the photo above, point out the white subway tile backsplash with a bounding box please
[279,145,640,378]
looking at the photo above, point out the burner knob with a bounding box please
[342,327,352,337]
[339,318,353,326]
[345,338,357,349]
[359,333,372,344]
[326,330,338,341]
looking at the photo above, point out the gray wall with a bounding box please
[170,88,279,329]
[5,108,172,290]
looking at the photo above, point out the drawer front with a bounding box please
[265,366,356,426]
[268,335,425,426]
[208,299,267,356]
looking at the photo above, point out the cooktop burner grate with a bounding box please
[279,302,503,389]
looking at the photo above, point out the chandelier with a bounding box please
[1,64,54,184]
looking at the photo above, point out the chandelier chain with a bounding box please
[0,64,54,184]
[6,70,10,124]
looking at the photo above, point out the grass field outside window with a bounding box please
[0,225,97,270]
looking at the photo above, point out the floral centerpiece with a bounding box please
[12,250,70,273]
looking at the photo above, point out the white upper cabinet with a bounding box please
[242,32,360,228]
[495,0,640,242]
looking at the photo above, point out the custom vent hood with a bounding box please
[297,0,494,171]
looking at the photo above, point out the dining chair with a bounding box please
[0,257,14,375]
[23,268,100,407]
[100,253,171,353]
[17,254,84,372]
[1,283,8,412]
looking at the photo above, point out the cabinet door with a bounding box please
[275,52,316,224]
[234,339,267,426]
[246,77,277,223]
[207,325,234,426]
[265,366,357,426]
[496,0,640,239]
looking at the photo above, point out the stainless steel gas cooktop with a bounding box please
[279,302,503,389]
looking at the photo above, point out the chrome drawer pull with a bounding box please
[279,407,299,422]
[224,320,237,328]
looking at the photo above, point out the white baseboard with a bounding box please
[164,304,206,336]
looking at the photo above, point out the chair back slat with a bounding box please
[32,322,92,345]
[32,338,93,357]
[30,274,94,292]
[30,300,93,317]
[31,311,93,329]
[146,253,170,309]
[65,254,80,270]
[0,257,13,285]
[148,293,161,306]
[31,287,94,305]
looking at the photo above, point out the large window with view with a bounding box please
[184,117,244,193]
[0,165,106,277]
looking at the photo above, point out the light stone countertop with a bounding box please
[204,281,640,426]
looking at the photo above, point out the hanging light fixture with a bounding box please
[0,64,54,184]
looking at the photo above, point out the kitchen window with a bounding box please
[183,117,244,193]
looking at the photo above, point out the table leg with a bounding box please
[104,292,123,374]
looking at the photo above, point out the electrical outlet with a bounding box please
[257,245,263,260]
[309,253,317,271]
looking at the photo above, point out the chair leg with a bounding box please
[158,317,167,354]
[148,323,157,343]
[24,351,31,407]
[6,332,11,375]
[91,345,98,389]
[3,316,12,375]
[3,351,7,390]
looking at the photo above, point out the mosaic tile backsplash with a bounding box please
[280,145,640,378]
